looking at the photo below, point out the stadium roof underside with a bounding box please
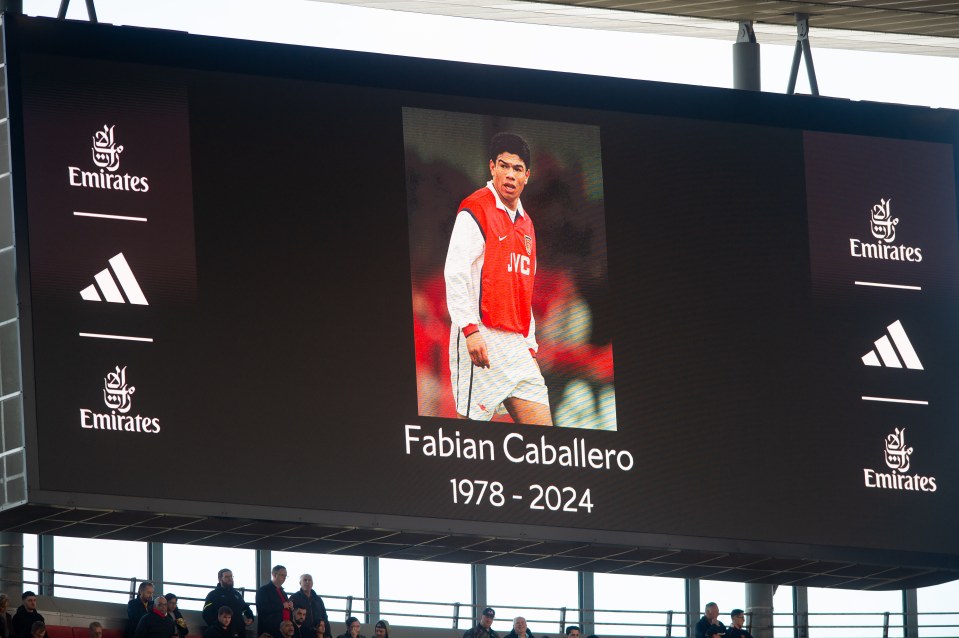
[1,503,956,591]
[316,0,959,57]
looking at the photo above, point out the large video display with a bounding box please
[8,15,959,569]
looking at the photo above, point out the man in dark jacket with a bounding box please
[503,617,533,638]
[695,603,726,638]
[463,608,497,638]
[203,569,254,635]
[126,583,155,638]
[204,607,242,638]
[725,609,753,638]
[288,575,327,631]
[255,565,292,638]
[11,592,43,638]
[134,593,176,638]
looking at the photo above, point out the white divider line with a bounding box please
[861,396,928,406]
[79,332,154,343]
[854,281,921,291]
[74,211,148,222]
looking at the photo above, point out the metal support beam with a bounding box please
[578,571,594,635]
[37,535,53,597]
[685,579,701,638]
[746,583,773,638]
[148,543,164,595]
[792,586,808,638]
[903,589,918,638]
[786,14,819,96]
[0,532,23,601]
[56,0,97,22]
[733,21,761,91]
[256,550,272,590]
[364,557,379,625]
[471,564,487,623]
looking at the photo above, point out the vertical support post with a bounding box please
[472,564,487,623]
[686,579,700,638]
[148,542,164,595]
[882,611,889,638]
[666,610,674,638]
[364,556,379,625]
[733,21,761,91]
[0,532,23,601]
[792,586,808,638]
[37,535,53,597]
[578,571,594,636]
[256,550,272,589]
[746,583,774,638]
[903,589,918,638]
[453,602,461,630]
[786,14,819,96]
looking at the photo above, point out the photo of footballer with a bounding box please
[404,108,617,430]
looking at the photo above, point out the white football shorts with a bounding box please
[449,323,549,421]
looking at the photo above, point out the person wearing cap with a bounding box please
[463,608,498,638]
[725,610,752,638]
[372,620,389,638]
[11,592,43,638]
[564,626,581,638]
[504,617,534,638]
[694,603,725,638]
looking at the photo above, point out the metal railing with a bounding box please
[7,567,959,637]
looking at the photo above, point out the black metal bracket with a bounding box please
[57,0,98,22]
[787,14,819,95]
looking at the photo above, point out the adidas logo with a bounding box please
[79,252,149,305]
[862,320,922,370]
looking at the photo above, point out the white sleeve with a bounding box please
[444,210,485,331]
[525,310,538,353]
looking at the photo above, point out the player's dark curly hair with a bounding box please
[489,132,531,169]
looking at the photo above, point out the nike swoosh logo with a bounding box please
[498,234,508,241]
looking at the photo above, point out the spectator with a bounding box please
[134,592,176,638]
[88,623,103,638]
[463,608,497,638]
[204,607,241,638]
[372,621,389,638]
[203,569,254,636]
[256,566,292,638]
[695,603,725,638]
[564,627,581,638]
[0,594,13,638]
[337,618,364,638]
[164,595,188,638]
[291,609,308,638]
[726,609,752,638]
[29,623,44,638]
[126,582,155,638]
[289,575,327,631]
[505,617,533,638]
[278,623,295,638]
[12,592,43,638]
[315,620,331,638]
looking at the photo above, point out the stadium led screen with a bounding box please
[7,14,959,575]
